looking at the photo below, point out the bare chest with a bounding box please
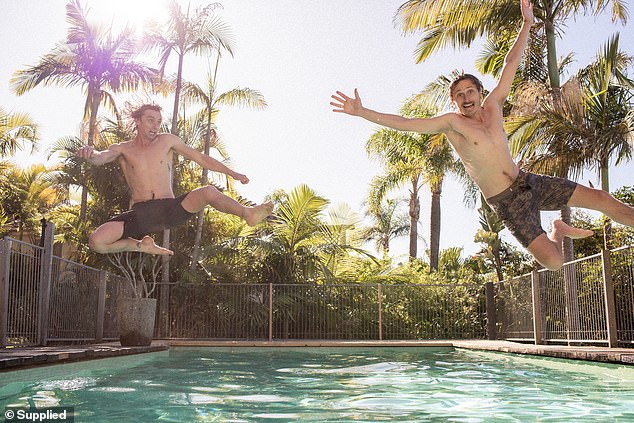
[120,143,173,174]
[449,113,507,155]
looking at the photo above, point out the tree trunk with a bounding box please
[408,187,420,260]
[190,128,216,269]
[80,85,102,222]
[429,187,441,271]
[159,52,185,337]
[544,19,561,104]
[600,159,612,250]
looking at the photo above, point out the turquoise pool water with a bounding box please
[2,347,634,422]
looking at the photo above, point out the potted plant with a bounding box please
[108,252,161,346]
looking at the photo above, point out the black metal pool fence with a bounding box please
[1,223,633,347]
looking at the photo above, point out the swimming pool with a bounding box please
[2,347,634,422]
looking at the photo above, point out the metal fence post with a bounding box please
[377,284,383,341]
[95,270,107,343]
[601,249,618,347]
[268,283,273,341]
[0,239,10,347]
[37,222,55,346]
[531,270,543,345]
[485,282,497,340]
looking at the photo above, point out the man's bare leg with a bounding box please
[182,185,274,226]
[89,222,173,255]
[92,235,173,255]
[527,220,593,270]
[568,184,634,227]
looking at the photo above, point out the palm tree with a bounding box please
[143,1,235,304]
[395,0,626,93]
[508,34,634,248]
[0,164,66,243]
[143,0,234,135]
[361,198,410,256]
[11,0,157,220]
[256,185,368,283]
[367,98,458,269]
[395,0,628,260]
[181,69,267,268]
[254,185,330,284]
[0,107,38,157]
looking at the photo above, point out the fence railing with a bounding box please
[167,283,487,340]
[494,246,634,347]
[1,222,633,348]
[0,224,132,347]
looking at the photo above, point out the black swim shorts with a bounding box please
[107,193,195,240]
[485,171,577,248]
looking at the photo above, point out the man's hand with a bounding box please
[521,0,534,26]
[331,89,363,116]
[76,145,95,160]
[232,172,249,184]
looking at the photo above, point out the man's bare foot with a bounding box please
[244,201,274,226]
[137,236,173,255]
[550,219,594,242]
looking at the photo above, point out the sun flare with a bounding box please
[87,0,167,33]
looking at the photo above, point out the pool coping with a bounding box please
[1,340,633,371]
[166,340,634,365]
[0,343,168,372]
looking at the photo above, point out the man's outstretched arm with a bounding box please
[486,0,535,106]
[331,88,449,134]
[76,144,122,166]
[170,134,250,184]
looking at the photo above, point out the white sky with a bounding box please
[1,0,633,261]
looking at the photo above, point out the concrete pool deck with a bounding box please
[0,343,168,371]
[1,340,633,371]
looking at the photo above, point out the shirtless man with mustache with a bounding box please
[331,0,634,270]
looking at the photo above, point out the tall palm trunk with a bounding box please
[544,17,574,262]
[190,51,221,270]
[408,183,420,260]
[600,157,612,249]
[80,84,101,222]
[159,52,185,337]
[190,128,215,268]
[171,53,185,135]
[544,17,579,336]
[429,184,441,271]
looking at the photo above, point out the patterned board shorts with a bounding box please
[107,193,195,240]
[485,171,577,248]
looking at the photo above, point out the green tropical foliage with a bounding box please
[507,35,634,248]
[0,163,67,243]
[143,0,234,134]
[367,95,461,269]
[361,198,410,256]
[0,107,38,157]
[11,0,156,220]
[181,69,267,267]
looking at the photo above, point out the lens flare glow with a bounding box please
[87,0,167,34]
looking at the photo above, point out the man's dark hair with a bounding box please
[449,74,483,99]
[130,104,162,120]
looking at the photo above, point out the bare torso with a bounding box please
[443,103,519,198]
[117,135,176,206]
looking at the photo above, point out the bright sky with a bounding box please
[1,0,633,261]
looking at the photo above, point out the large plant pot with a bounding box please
[118,297,157,346]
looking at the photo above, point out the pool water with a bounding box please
[2,347,634,422]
